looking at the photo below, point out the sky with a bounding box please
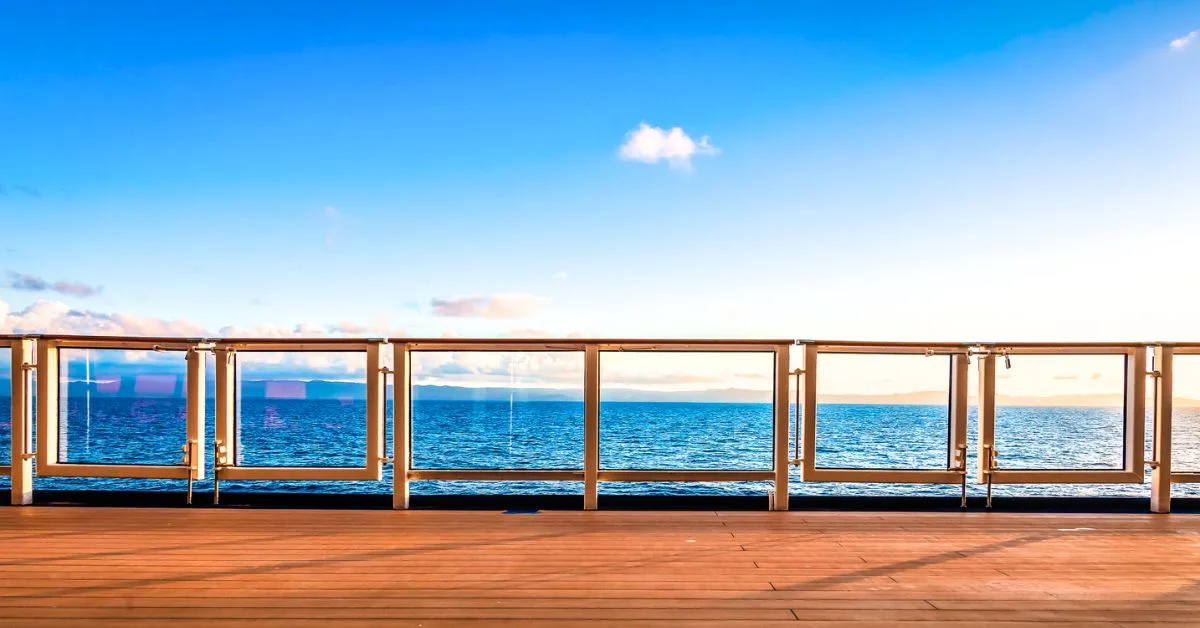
[2,1,1200,395]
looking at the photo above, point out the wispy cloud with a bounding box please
[618,122,719,170]
[7,272,102,297]
[1171,30,1198,50]
[553,270,568,280]
[430,293,547,319]
[0,184,42,198]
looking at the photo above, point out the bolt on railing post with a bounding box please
[392,343,412,509]
[10,338,35,505]
[771,344,790,511]
[583,344,600,510]
[1151,346,1173,514]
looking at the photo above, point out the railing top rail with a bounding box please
[2,334,1195,347]
[393,337,795,345]
[801,340,1157,348]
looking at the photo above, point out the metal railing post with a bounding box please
[977,352,996,510]
[949,352,970,511]
[185,346,206,482]
[10,339,35,505]
[1152,345,1173,514]
[392,343,412,509]
[799,344,818,481]
[584,344,600,510]
[213,346,236,504]
[771,344,790,511]
[1125,347,1148,481]
[35,340,59,471]
[366,342,386,481]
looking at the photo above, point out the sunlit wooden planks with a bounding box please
[2,508,1200,626]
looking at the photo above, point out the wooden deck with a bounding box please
[2,508,1200,626]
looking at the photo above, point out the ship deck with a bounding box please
[2,507,1199,626]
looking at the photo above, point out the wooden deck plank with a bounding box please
[1,507,1199,625]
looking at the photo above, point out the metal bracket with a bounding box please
[984,445,998,511]
[213,439,229,505]
[180,440,199,505]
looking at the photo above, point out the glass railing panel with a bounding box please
[993,354,1126,471]
[410,351,584,471]
[0,346,11,468]
[234,351,368,468]
[57,347,187,466]
[1172,354,1200,473]
[815,353,952,470]
[599,351,774,472]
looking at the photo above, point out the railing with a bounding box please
[0,334,1195,512]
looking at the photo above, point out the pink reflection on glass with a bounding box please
[96,378,121,394]
[265,381,306,399]
[134,374,177,396]
[263,405,285,429]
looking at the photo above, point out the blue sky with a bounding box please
[2,1,1199,343]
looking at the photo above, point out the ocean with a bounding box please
[4,397,1200,498]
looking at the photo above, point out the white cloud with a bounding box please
[618,122,719,169]
[553,271,568,280]
[0,298,206,336]
[430,293,547,319]
[1171,30,1198,50]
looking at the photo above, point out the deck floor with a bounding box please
[2,507,1200,626]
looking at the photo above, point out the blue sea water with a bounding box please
[4,397,1200,498]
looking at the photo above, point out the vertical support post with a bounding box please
[10,339,35,505]
[1152,346,1173,514]
[186,347,206,481]
[799,344,818,481]
[771,344,790,511]
[1125,347,1148,477]
[213,346,236,501]
[977,352,996,482]
[949,353,969,468]
[583,344,600,510]
[949,353,970,511]
[392,343,411,509]
[36,340,59,470]
[365,342,385,481]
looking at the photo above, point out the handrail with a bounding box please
[6,333,1198,345]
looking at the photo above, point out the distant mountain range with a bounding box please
[0,378,771,403]
[1,379,1197,406]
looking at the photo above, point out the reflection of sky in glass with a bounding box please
[264,381,306,399]
[133,374,178,396]
[0,347,9,466]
